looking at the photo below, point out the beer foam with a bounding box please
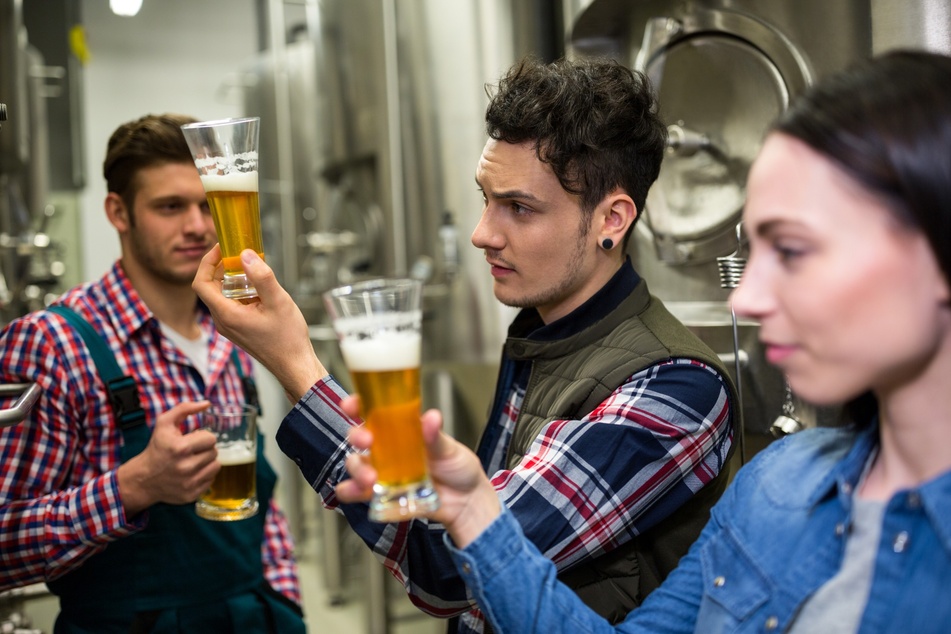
[217,442,256,466]
[200,172,258,192]
[340,331,420,371]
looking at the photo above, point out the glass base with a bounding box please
[222,272,259,300]
[196,498,259,521]
[369,480,440,522]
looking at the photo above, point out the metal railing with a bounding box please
[0,382,41,428]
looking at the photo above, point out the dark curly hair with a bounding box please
[484,56,667,243]
[103,113,198,220]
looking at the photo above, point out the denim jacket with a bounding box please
[448,423,951,633]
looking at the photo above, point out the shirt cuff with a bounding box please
[444,508,528,595]
[277,375,357,502]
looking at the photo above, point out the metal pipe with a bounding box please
[0,382,41,428]
[381,0,407,274]
[266,0,299,293]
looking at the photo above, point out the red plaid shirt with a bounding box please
[0,262,300,603]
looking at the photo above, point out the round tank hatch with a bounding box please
[635,10,812,264]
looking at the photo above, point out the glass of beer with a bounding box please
[196,403,259,521]
[323,278,439,522]
[181,117,263,300]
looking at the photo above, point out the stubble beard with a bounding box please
[496,229,588,310]
[127,225,197,287]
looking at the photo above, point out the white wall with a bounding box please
[79,0,258,280]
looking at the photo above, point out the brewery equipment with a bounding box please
[565,0,887,454]
[0,0,68,326]
[243,1,562,629]
[0,98,41,430]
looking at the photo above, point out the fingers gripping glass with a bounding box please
[323,278,439,522]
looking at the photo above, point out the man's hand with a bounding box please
[117,401,218,517]
[335,396,502,548]
[193,245,328,401]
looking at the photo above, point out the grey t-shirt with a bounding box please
[788,495,886,633]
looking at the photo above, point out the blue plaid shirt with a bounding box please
[279,261,732,633]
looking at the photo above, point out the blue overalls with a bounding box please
[45,306,306,633]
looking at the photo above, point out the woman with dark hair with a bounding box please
[337,49,951,632]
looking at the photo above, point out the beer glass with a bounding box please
[181,117,263,300]
[323,278,439,522]
[196,403,259,521]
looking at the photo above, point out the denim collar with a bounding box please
[807,420,951,555]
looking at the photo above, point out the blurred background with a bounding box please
[2,0,949,631]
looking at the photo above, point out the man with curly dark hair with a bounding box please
[196,57,736,633]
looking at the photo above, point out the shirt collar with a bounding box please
[807,421,879,508]
[95,261,211,345]
[807,420,951,554]
[93,261,158,345]
[514,256,641,342]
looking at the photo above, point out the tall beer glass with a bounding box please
[323,278,439,522]
[196,403,259,521]
[181,117,263,300]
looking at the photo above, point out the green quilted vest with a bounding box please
[503,279,737,624]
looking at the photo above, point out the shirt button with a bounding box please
[841,482,853,495]
[713,576,725,587]
[907,492,921,508]
[893,531,910,553]
[461,563,472,574]
[835,523,846,536]
[765,616,779,630]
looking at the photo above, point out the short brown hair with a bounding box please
[102,113,198,213]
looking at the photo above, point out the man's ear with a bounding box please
[105,192,131,232]
[595,190,636,246]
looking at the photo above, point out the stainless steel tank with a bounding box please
[243,2,562,627]
[565,0,951,457]
[0,0,67,325]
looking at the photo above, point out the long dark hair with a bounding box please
[774,50,951,424]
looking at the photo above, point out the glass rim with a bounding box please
[205,403,257,418]
[323,277,421,300]
[181,116,260,130]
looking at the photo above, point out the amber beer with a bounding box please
[181,116,262,300]
[200,443,257,515]
[326,278,437,521]
[196,404,259,521]
[344,333,426,487]
[201,172,264,275]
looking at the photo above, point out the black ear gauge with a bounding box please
[601,237,614,250]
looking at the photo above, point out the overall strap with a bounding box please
[230,348,261,415]
[47,305,146,430]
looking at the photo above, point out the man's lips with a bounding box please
[486,259,514,277]
[177,244,212,258]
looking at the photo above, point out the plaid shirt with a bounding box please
[279,323,732,632]
[0,262,300,603]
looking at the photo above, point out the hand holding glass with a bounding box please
[181,117,264,300]
[324,279,439,522]
[196,404,259,521]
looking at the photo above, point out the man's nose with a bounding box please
[471,208,500,249]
